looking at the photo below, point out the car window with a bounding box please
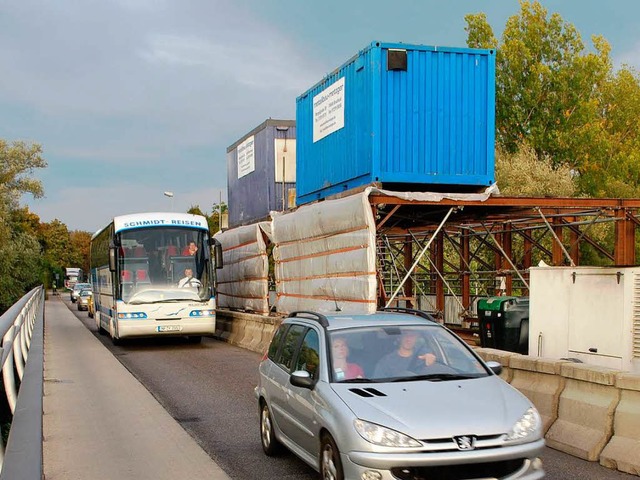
[267,324,288,361]
[277,324,306,372]
[293,329,320,380]
[328,325,489,381]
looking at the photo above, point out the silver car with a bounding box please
[255,309,545,480]
[76,289,93,311]
[70,283,91,303]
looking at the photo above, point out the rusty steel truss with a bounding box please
[370,195,640,324]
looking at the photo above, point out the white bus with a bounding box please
[90,212,223,344]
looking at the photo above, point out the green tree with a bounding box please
[0,140,47,311]
[38,220,73,272]
[466,1,640,198]
[188,202,228,234]
[495,142,576,197]
[69,230,92,275]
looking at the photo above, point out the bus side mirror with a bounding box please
[109,246,117,272]
[211,238,223,269]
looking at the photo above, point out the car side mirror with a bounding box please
[486,361,503,376]
[290,370,315,389]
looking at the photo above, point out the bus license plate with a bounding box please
[157,325,182,332]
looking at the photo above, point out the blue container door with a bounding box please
[379,46,495,185]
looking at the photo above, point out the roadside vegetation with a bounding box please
[2,0,640,311]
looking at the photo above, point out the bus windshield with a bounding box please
[118,227,212,303]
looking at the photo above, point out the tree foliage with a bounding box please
[0,141,47,311]
[188,202,228,234]
[466,0,640,198]
[495,143,576,197]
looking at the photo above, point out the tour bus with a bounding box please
[90,212,223,344]
[64,267,83,290]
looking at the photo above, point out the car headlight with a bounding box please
[506,407,541,442]
[354,419,421,448]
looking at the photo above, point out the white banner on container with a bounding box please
[237,135,255,179]
[313,77,345,143]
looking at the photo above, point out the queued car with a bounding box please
[76,289,93,311]
[70,283,91,303]
[87,293,95,318]
[255,309,545,480]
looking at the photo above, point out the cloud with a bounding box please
[3,0,328,230]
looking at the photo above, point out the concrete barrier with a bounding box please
[474,347,520,383]
[600,373,640,475]
[214,310,282,354]
[545,363,621,461]
[509,356,567,434]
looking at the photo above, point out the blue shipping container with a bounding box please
[295,41,496,205]
[227,119,296,228]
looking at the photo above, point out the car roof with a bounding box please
[285,311,440,331]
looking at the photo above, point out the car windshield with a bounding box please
[328,325,489,383]
[74,284,90,292]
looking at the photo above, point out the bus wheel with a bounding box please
[110,321,122,345]
[96,313,106,335]
[187,336,202,344]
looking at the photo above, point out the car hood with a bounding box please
[331,376,532,439]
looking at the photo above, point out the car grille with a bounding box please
[391,458,526,480]
[419,434,505,452]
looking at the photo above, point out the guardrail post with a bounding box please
[1,328,17,415]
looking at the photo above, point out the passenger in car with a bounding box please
[373,330,436,378]
[331,336,364,380]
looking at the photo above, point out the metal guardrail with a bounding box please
[0,286,44,479]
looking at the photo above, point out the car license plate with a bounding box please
[157,325,182,332]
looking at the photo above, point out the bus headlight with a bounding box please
[189,310,215,317]
[118,312,148,319]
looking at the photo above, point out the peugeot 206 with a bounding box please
[255,309,544,480]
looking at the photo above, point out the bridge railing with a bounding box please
[0,286,44,479]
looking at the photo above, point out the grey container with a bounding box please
[295,41,496,205]
[227,119,296,228]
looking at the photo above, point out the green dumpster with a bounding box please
[477,296,529,354]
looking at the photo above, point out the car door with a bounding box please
[286,327,321,456]
[267,323,306,441]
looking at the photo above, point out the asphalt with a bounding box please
[42,294,231,480]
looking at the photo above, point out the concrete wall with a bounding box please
[214,310,640,477]
[475,348,640,476]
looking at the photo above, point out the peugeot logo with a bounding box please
[454,435,476,450]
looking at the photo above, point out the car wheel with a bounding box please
[260,402,282,456]
[320,434,344,480]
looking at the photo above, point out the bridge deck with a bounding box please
[43,295,230,480]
